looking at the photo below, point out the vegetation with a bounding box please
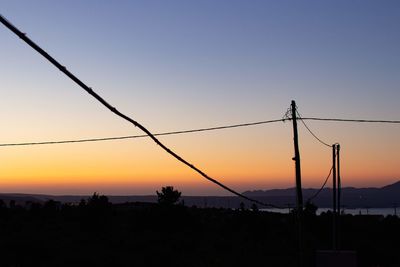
[156,186,182,206]
[0,190,398,267]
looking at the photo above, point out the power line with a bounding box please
[0,14,283,209]
[1,115,399,147]
[0,119,287,147]
[296,111,333,148]
[306,165,333,203]
[301,117,400,124]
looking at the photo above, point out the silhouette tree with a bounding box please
[156,186,181,206]
[87,193,110,207]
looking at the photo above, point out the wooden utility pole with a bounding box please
[291,100,303,266]
[332,144,337,250]
[291,100,303,212]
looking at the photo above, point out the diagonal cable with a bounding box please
[296,111,333,148]
[0,14,284,209]
[306,166,333,203]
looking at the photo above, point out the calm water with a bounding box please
[261,207,399,217]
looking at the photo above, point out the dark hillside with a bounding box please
[0,198,399,267]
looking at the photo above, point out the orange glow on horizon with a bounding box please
[0,121,399,195]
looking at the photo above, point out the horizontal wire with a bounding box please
[0,119,287,147]
[301,117,400,124]
[2,115,399,148]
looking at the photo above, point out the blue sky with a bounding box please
[3,1,400,116]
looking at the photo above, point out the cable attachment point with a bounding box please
[282,107,292,121]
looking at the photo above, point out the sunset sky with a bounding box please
[1,1,399,195]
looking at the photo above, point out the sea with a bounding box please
[261,207,398,217]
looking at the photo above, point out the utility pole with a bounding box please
[291,100,303,213]
[336,144,341,249]
[337,145,341,213]
[332,144,337,250]
[291,100,303,266]
[317,144,356,267]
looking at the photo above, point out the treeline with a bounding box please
[0,190,399,267]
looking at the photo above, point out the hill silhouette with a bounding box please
[243,180,400,208]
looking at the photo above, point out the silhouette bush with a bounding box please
[156,186,182,206]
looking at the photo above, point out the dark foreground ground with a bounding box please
[0,199,399,267]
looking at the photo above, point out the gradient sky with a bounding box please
[1,0,399,195]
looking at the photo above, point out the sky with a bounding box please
[0,0,399,195]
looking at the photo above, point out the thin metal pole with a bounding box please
[332,144,337,250]
[336,144,341,249]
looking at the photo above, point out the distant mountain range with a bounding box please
[243,180,400,208]
[1,180,399,209]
